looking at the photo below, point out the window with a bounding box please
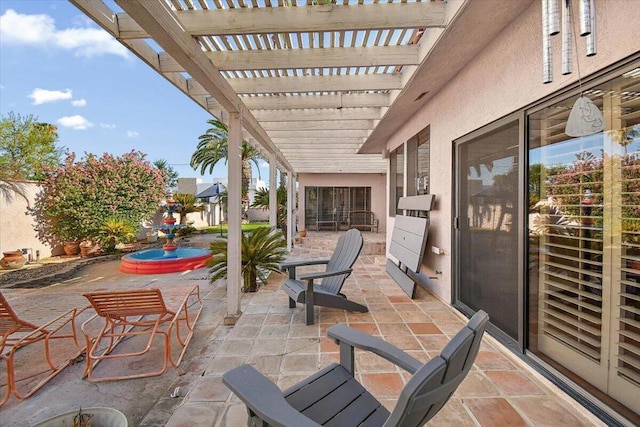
[390,145,404,216]
[392,127,430,216]
[417,127,430,195]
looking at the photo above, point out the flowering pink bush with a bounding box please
[30,151,166,246]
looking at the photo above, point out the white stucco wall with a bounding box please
[297,173,386,233]
[0,182,54,260]
[385,0,640,302]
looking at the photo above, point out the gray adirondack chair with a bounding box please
[280,228,366,325]
[224,310,489,427]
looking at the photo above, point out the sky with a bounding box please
[0,0,270,185]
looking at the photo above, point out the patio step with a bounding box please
[299,235,385,255]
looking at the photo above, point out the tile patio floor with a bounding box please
[0,231,604,426]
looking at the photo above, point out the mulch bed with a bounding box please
[0,255,118,289]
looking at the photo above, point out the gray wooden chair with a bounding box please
[224,310,489,427]
[280,228,366,325]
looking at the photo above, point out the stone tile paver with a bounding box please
[0,232,606,427]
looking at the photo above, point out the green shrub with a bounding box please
[97,217,137,253]
[30,151,165,245]
[206,227,287,292]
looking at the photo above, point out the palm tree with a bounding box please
[251,187,288,231]
[172,193,205,224]
[206,227,287,292]
[191,119,263,206]
[153,158,179,190]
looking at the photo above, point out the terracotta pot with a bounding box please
[80,244,98,258]
[63,241,81,256]
[299,230,307,237]
[1,250,26,270]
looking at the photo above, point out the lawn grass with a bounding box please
[203,221,272,234]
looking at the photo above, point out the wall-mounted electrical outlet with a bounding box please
[431,246,445,255]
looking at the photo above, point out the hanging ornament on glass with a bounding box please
[541,0,605,136]
[565,96,605,136]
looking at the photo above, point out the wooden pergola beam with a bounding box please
[268,130,371,138]
[158,45,419,72]
[262,120,374,131]
[117,3,446,38]
[188,74,401,95]
[253,108,381,122]
[206,93,389,111]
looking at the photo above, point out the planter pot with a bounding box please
[63,241,81,256]
[80,244,98,258]
[0,250,26,270]
[299,230,307,238]
[33,407,127,427]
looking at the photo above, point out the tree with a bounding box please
[190,119,263,205]
[251,186,288,230]
[0,112,64,181]
[30,151,165,246]
[172,192,205,224]
[153,158,179,190]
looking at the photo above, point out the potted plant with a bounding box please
[33,407,127,427]
[96,217,137,253]
[79,240,100,258]
[206,227,287,292]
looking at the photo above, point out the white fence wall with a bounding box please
[0,182,54,260]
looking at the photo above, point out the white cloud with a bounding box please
[28,88,72,105]
[100,123,116,130]
[55,27,129,58]
[259,161,269,169]
[0,9,128,59]
[126,130,139,138]
[0,9,54,44]
[71,99,87,107]
[58,115,93,130]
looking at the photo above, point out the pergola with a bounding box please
[70,0,532,320]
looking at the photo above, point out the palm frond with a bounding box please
[205,227,286,291]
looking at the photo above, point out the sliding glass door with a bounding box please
[527,66,640,414]
[454,118,521,342]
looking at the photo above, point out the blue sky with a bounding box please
[0,1,269,184]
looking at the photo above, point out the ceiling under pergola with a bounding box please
[70,0,533,175]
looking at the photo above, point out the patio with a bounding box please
[0,231,603,426]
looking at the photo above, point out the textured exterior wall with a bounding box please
[296,173,386,232]
[0,182,54,261]
[385,0,640,302]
